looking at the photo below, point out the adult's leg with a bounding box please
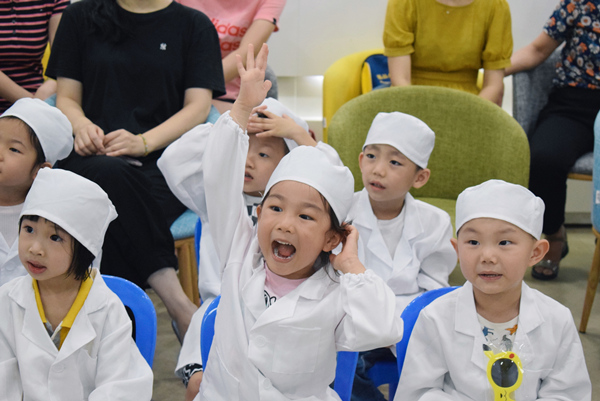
[56,153,197,336]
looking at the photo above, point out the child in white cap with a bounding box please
[191,44,402,401]
[0,168,153,401]
[395,179,591,401]
[0,98,73,286]
[348,111,457,400]
[158,48,341,399]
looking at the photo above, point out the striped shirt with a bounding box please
[0,0,69,111]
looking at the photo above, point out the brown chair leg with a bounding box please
[580,228,600,333]
[175,237,201,307]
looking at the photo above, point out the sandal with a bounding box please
[531,259,560,280]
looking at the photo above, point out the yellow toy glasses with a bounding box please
[484,349,523,401]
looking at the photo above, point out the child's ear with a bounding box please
[31,163,51,179]
[323,229,342,252]
[358,152,365,169]
[529,238,550,267]
[450,237,459,255]
[411,168,431,189]
[256,204,262,220]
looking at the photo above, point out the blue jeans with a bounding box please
[351,348,396,401]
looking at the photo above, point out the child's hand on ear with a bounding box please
[330,224,366,275]
[248,107,318,147]
[230,43,272,130]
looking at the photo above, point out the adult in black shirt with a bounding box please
[46,0,225,337]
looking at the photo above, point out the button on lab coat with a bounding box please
[348,189,457,312]
[194,112,403,401]
[395,282,592,401]
[0,269,153,401]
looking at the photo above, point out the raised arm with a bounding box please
[505,32,561,76]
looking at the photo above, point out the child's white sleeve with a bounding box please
[203,112,253,269]
[88,303,153,401]
[335,270,403,352]
[157,123,213,221]
[536,312,592,400]
[416,213,457,294]
[394,307,459,401]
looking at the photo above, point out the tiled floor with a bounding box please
[149,225,600,400]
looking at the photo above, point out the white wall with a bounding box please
[269,0,559,77]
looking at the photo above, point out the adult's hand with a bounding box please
[73,121,105,156]
[104,129,146,157]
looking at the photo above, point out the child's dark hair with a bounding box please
[19,215,95,281]
[1,116,46,168]
[260,189,349,275]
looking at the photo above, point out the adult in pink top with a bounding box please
[179,0,286,114]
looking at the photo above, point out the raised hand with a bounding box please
[330,224,366,275]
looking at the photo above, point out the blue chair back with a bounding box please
[396,287,459,374]
[200,296,357,401]
[103,275,157,367]
[593,112,600,231]
[194,217,202,264]
[200,295,221,368]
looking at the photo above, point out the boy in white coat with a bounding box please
[0,168,153,401]
[0,98,73,286]
[159,94,340,399]
[395,179,591,401]
[348,111,456,400]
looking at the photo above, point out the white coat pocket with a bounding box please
[272,326,321,374]
[201,346,240,401]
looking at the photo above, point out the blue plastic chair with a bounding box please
[103,274,157,367]
[171,209,201,305]
[194,217,202,268]
[200,296,358,401]
[396,286,459,375]
[580,112,600,333]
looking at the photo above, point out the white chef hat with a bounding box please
[259,98,310,152]
[455,179,545,239]
[1,98,73,166]
[363,112,435,169]
[20,168,117,258]
[264,146,354,223]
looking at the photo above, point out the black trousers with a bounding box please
[56,151,186,287]
[528,86,600,235]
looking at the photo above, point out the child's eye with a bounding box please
[9,147,21,154]
[365,153,375,159]
[50,234,63,243]
[259,152,269,158]
[390,160,402,166]
[299,214,313,221]
[499,240,512,246]
[23,225,33,234]
[467,240,479,246]
[269,206,282,212]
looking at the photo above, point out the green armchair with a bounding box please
[327,86,530,227]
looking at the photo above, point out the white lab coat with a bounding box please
[0,269,153,401]
[194,112,403,401]
[0,236,25,287]
[395,281,592,401]
[348,189,457,312]
[158,116,345,376]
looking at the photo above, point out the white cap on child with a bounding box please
[455,179,545,239]
[20,168,117,258]
[1,98,73,166]
[363,112,435,169]
[260,98,310,152]
[264,146,354,223]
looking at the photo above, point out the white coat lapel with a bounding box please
[10,277,58,358]
[454,283,488,372]
[391,194,421,272]
[251,268,330,329]
[353,190,393,267]
[241,255,268,322]
[512,283,543,366]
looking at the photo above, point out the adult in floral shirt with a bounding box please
[506,0,600,280]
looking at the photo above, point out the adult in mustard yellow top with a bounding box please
[383,0,513,106]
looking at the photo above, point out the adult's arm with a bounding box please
[103,87,213,157]
[221,19,275,84]
[34,13,62,100]
[55,77,105,156]
[479,69,505,106]
[505,32,561,76]
[388,55,412,87]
